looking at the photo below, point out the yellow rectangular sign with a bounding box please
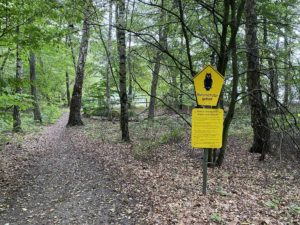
[191,108,224,148]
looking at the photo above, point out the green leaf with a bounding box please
[210,213,222,222]
[289,204,300,215]
[264,199,279,210]
[216,187,230,197]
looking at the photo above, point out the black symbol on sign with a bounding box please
[204,73,213,91]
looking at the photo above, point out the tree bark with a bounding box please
[66,71,70,106]
[216,0,230,76]
[0,48,10,77]
[170,68,178,108]
[283,34,291,106]
[263,18,277,107]
[67,5,90,126]
[245,0,270,160]
[13,27,22,132]
[106,0,113,120]
[273,35,280,104]
[67,33,77,72]
[148,51,162,119]
[127,0,135,109]
[29,50,42,123]
[148,2,166,119]
[216,0,245,166]
[215,0,245,166]
[116,0,130,141]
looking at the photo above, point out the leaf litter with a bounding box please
[0,113,299,224]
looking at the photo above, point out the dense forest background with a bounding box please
[0,0,299,163]
[1,0,300,224]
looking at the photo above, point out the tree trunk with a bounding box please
[216,0,244,166]
[262,18,277,107]
[283,34,291,107]
[67,33,77,72]
[127,35,133,109]
[273,35,280,104]
[245,0,270,160]
[29,50,42,123]
[116,0,130,141]
[66,71,70,106]
[148,3,166,119]
[0,48,10,77]
[208,0,230,166]
[215,0,245,166]
[127,0,135,109]
[13,27,22,132]
[67,5,90,126]
[106,0,113,120]
[216,0,230,76]
[148,51,162,119]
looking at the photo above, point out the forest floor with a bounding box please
[0,112,300,225]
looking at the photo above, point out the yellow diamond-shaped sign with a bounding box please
[194,65,224,106]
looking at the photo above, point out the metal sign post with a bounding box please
[192,65,224,195]
[202,149,208,195]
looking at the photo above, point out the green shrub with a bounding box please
[83,106,106,117]
[132,140,159,161]
[41,104,62,124]
[0,133,11,151]
[130,116,186,161]
[160,127,185,144]
[128,110,137,118]
[0,93,33,111]
[0,113,12,132]
[111,110,120,118]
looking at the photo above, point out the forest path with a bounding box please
[2,113,299,224]
[0,113,135,225]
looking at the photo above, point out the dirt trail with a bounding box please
[2,114,300,224]
[0,113,135,225]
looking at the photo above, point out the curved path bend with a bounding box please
[0,113,135,225]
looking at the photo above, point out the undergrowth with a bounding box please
[84,115,186,161]
[0,104,64,150]
[130,117,186,161]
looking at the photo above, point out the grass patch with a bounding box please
[41,104,63,124]
[131,140,159,161]
[0,104,64,150]
[130,116,186,161]
[83,114,187,161]
[229,115,253,137]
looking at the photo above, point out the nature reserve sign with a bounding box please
[191,108,224,148]
[194,65,224,106]
[192,65,225,195]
